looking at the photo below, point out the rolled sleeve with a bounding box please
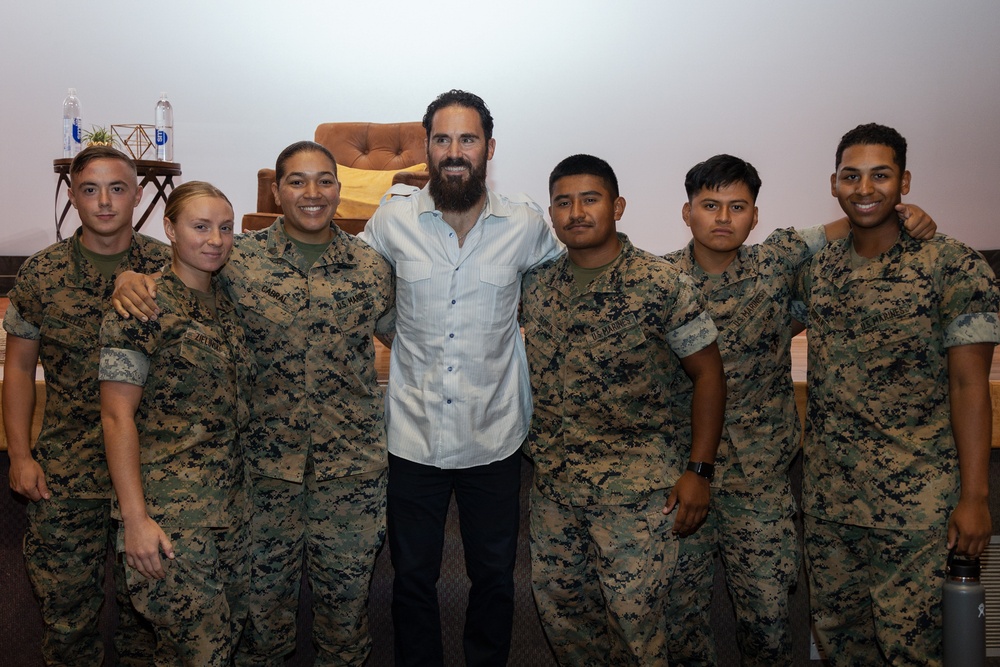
[944,312,1000,348]
[99,347,149,386]
[2,304,40,340]
[666,310,718,358]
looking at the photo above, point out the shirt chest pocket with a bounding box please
[396,260,433,324]
[41,312,95,349]
[478,265,519,329]
[175,340,234,401]
[235,284,296,336]
[524,306,563,367]
[587,321,648,365]
[857,318,924,354]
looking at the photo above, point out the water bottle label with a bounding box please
[980,602,986,618]
[72,119,82,143]
[156,129,169,146]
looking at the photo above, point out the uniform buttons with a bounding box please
[449,333,455,338]
[446,399,452,404]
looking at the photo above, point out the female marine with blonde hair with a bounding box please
[100,181,254,666]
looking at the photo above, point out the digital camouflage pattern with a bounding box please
[222,219,393,482]
[5,229,170,498]
[100,268,253,666]
[664,477,799,667]
[663,226,825,482]
[661,226,824,666]
[522,233,716,665]
[241,467,386,667]
[529,486,678,666]
[123,524,249,667]
[796,233,1000,529]
[804,516,945,666]
[23,497,155,667]
[522,233,717,507]
[99,269,253,528]
[4,228,168,666]
[220,219,393,666]
[796,232,1000,665]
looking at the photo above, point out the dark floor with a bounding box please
[0,452,796,666]
[9,451,998,666]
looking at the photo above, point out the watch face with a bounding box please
[688,461,714,480]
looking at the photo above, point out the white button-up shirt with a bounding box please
[360,186,562,468]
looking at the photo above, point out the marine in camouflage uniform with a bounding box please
[100,268,254,667]
[795,232,1000,665]
[522,232,720,666]
[661,225,827,666]
[4,228,168,666]
[225,218,394,667]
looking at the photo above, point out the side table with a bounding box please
[53,158,182,240]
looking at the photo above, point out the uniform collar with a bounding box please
[818,230,909,289]
[264,216,358,269]
[679,239,757,287]
[543,232,635,297]
[69,227,163,285]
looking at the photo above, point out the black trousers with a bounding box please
[387,450,522,667]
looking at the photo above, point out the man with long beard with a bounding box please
[361,89,562,667]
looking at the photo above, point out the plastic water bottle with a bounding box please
[942,551,986,667]
[62,88,82,158]
[154,92,173,161]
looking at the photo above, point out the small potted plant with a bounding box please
[82,125,116,148]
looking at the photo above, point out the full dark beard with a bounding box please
[429,158,488,213]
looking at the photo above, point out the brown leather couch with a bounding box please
[242,121,430,235]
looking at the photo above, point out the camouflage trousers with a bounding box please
[24,496,155,667]
[804,515,946,667]
[235,465,387,667]
[121,520,249,667]
[529,485,678,666]
[664,477,800,667]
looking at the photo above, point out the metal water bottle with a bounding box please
[943,550,986,667]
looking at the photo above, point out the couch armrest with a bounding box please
[256,169,280,214]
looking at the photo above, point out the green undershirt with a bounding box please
[570,249,623,291]
[77,237,128,280]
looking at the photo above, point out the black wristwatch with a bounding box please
[686,461,715,481]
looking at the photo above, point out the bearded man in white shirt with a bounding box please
[361,89,562,667]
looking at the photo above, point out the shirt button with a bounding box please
[451,300,456,305]
[446,399,452,404]
[449,333,455,338]
[448,367,453,372]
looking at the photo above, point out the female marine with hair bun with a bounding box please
[99,181,254,666]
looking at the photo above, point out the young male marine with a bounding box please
[795,123,998,666]
[662,153,935,666]
[521,153,726,666]
[4,145,164,665]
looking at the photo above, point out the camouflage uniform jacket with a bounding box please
[222,218,394,483]
[3,229,170,499]
[663,226,826,486]
[522,234,718,507]
[99,269,253,528]
[796,233,1000,529]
